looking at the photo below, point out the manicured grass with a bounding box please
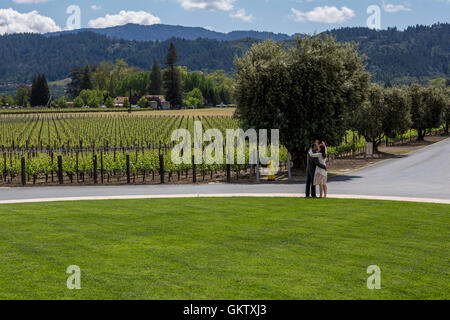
[0,198,448,300]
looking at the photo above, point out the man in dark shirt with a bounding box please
[305,140,327,198]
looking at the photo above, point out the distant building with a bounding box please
[161,101,171,110]
[148,101,158,109]
[145,95,170,109]
[114,96,126,107]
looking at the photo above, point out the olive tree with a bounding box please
[444,88,450,135]
[234,36,370,169]
[422,87,446,136]
[383,87,411,141]
[409,84,446,140]
[352,84,385,152]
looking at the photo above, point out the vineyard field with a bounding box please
[0,113,287,185]
[0,112,432,186]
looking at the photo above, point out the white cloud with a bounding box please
[91,5,102,11]
[382,1,412,13]
[12,0,50,3]
[230,9,253,22]
[291,6,355,23]
[88,10,161,28]
[179,0,236,11]
[0,8,61,35]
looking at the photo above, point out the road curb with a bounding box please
[0,193,448,205]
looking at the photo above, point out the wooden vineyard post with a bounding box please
[93,155,98,185]
[100,152,104,184]
[21,157,26,186]
[126,154,131,184]
[50,151,54,182]
[192,155,197,183]
[3,152,6,182]
[76,151,79,184]
[159,154,164,184]
[57,155,63,184]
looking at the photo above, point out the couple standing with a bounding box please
[305,140,328,198]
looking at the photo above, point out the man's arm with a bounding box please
[313,158,327,170]
[309,149,320,158]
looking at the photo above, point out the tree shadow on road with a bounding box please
[329,175,363,182]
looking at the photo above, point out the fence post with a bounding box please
[3,152,7,182]
[93,154,98,184]
[21,157,26,186]
[287,154,292,181]
[192,155,197,183]
[75,151,79,183]
[100,152,104,184]
[126,154,131,184]
[159,154,165,184]
[57,155,63,184]
[51,151,54,182]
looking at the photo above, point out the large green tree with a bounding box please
[149,59,162,95]
[444,88,450,135]
[79,67,94,91]
[15,85,30,107]
[422,87,446,135]
[67,65,96,98]
[30,74,50,107]
[235,36,370,168]
[383,87,411,141]
[353,85,411,151]
[353,84,386,151]
[0,94,14,107]
[163,43,183,108]
[409,84,446,140]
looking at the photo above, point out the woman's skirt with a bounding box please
[314,172,327,186]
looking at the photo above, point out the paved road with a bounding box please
[0,138,449,202]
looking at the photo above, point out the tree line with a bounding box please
[1,43,234,109]
[0,23,448,87]
[234,36,450,169]
[66,42,233,109]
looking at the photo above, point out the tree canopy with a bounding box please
[235,36,370,168]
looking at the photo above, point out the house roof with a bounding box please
[115,97,126,102]
[145,95,166,102]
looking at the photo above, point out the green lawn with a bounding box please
[0,198,448,300]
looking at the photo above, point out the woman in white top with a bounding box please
[309,144,328,198]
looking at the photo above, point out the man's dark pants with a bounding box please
[306,169,316,197]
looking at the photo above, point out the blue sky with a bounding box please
[0,0,449,35]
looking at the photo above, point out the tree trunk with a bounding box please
[417,129,425,141]
[291,150,308,170]
[373,142,379,153]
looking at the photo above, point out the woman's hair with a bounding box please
[320,145,327,159]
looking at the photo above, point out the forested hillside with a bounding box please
[47,23,294,42]
[0,32,257,84]
[329,24,449,85]
[0,23,448,88]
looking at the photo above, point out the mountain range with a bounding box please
[0,23,448,95]
[46,23,296,42]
